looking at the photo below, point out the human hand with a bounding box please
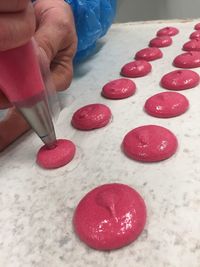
[0,0,77,151]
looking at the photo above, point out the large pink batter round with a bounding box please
[190,31,200,39]
[183,39,200,51]
[144,92,189,118]
[135,47,163,61]
[173,51,200,68]
[156,26,179,36]
[161,70,199,90]
[102,78,136,99]
[194,23,200,30]
[71,103,112,130]
[73,183,146,251]
[36,139,76,169]
[149,36,172,47]
[122,125,178,162]
[121,60,152,78]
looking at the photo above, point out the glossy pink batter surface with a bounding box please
[135,47,163,61]
[73,183,146,251]
[149,36,172,47]
[36,139,76,169]
[121,60,152,78]
[194,23,200,30]
[173,51,200,68]
[144,92,189,118]
[183,39,200,51]
[71,104,112,130]
[102,78,136,99]
[156,26,179,37]
[190,31,200,39]
[161,70,199,90]
[122,125,178,162]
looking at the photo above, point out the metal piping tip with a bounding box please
[17,96,57,149]
[41,131,57,149]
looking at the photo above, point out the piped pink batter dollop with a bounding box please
[149,36,172,47]
[102,78,136,99]
[121,60,152,78]
[144,92,189,118]
[135,47,163,61]
[36,139,76,169]
[161,70,199,90]
[122,125,178,162]
[173,51,200,68]
[190,31,200,39]
[73,183,147,251]
[194,23,200,30]
[183,39,200,51]
[156,26,179,37]
[71,103,112,130]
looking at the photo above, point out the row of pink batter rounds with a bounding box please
[36,24,200,251]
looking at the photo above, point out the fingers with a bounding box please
[34,0,77,90]
[51,51,74,90]
[0,0,29,12]
[0,2,36,51]
[34,0,76,60]
[0,108,30,152]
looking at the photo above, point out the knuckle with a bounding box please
[54,66,73,91]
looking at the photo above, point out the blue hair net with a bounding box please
[65,0,116,61]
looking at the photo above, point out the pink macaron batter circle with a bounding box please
[190,31,200,39]
[36,139,76,169]
[71,103,112,130]
[194,23,200,30]
[173,51,200,68]
[135,47,163,61]
[102,78,136,99]
[161,69,199,90]
[183,39,200,51]
[122,125,178,162]
[73,183,147,251]
[156,26,179,36]
[149,36,172,47]
[144,92,189,118]
[121,60,152,78]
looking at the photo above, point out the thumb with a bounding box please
[0,2,35,51]
[34,1,77,90]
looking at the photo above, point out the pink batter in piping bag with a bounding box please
[0,40,57,148]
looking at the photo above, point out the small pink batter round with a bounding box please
[102,78,136,99]
[36,139,76,169]
[156,26,179,37]
[190,31,200,39]
[173,51,200,68]
[135,47,163,61]
[122,125,178,162]
[194,23,200,30]
[161,70,199,90]
[149,36,172,47]
[121,60,152,78]
[144,92,189,118]
[183,39,200,51]
[71,103,112,130]
[73,183,146,251]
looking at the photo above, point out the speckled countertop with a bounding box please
[1,20,200,267]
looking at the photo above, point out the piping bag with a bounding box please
[0,40,60,148]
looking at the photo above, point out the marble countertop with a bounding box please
[1,19,200,267]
